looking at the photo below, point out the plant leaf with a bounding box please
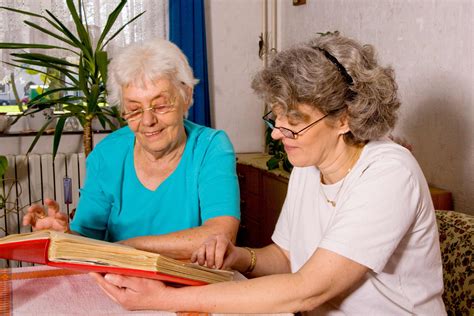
[53,116,67,159]
[23,20,76,47]
[102,11,146,49]
[0,43,73,52]
[95,0,127,50]
[266,157,281,170]
[28,87,78,103]
[44,10,84,52]
[0,156,8,178]
[12,52,77,67]
[26,117,56,154]
[0,6,43,18]
[0,6,68,37]
[9,58,78,85]
[96,50,108,85]
[66,0,93,58]
[87,83,100,113]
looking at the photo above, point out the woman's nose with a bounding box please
[141,107,157,126]
[271,128,284,140]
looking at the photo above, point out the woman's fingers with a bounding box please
[191,234,233,269]
[192,244,208,267]
[45,198,60,216]
[22,199,69,232]
[90,273,122,303]
[204,238,217,268]
[214,236,231,269]
[22,204,46,227]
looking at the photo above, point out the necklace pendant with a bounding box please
[327,199,336,207]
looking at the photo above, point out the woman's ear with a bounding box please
[183,86,193,111]
[337,112,351,135]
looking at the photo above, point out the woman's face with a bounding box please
[271,104,345,168]
[122,78,189,158]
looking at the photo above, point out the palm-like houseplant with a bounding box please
[0,0,144,157]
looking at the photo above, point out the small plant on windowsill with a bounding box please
[265,127,293,173]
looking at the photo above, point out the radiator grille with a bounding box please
[0,153,85,268]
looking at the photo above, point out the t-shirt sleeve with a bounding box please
[319,159,420,273]
[70,148,112,240]
[272,168,302,251]
[271,198,290,251]
[198,131,240,222]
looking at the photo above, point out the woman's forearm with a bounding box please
[121,216,239,259]
[161,273,309,313]
[236,243,291,277]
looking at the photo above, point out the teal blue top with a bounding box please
[70,120,240,242]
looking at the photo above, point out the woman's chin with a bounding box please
[286,155,314,168]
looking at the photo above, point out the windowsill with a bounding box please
[0,130,113,137]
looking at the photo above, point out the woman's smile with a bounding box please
[143,129,164,138]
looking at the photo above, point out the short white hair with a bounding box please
[107,39,199,110]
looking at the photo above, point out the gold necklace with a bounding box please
[320,146,363,207]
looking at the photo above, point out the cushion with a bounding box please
[436,210,474,315]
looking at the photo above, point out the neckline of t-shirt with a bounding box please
[129,124,191,193]
[319,142,369,189]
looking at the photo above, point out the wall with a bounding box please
[206,0,473,214]
[205,0,266,153]
[277,0,473,214]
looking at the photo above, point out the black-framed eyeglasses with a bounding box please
[262,110,329,139]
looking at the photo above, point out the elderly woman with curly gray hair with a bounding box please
[92,33,445,315]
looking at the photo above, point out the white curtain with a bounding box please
[0,0,168,79]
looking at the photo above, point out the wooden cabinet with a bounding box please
[236,163,288,248]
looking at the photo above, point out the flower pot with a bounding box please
[26,108,56,132]
[4,113,27,133]
[0,114,11,133]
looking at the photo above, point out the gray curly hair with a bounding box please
[251,33,400,144]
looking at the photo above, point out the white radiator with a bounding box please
[1,153,86,268]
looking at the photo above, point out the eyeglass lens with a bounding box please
[123,100,174,121]
[263,111,296,139]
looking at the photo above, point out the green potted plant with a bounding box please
[0,0,144,157]
[265,127,293,172]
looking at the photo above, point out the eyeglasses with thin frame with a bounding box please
[122,95,176,122]
[262,110,329,139]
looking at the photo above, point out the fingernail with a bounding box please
[104,274,113,282]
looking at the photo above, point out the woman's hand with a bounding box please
[22,198,69,232]
[90,273,171,311]
[190,234,238,270]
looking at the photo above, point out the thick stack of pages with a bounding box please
[0,230,233,286]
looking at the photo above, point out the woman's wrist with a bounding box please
[234,247,257,273]
[243,247,256,274]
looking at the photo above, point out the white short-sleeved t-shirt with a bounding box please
[272,140,445,315]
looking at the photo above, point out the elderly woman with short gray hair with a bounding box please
[23,39,240,259]
[92,33,445,315]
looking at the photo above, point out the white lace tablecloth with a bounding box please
[0,265,292,316]
[1,265,170,315]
